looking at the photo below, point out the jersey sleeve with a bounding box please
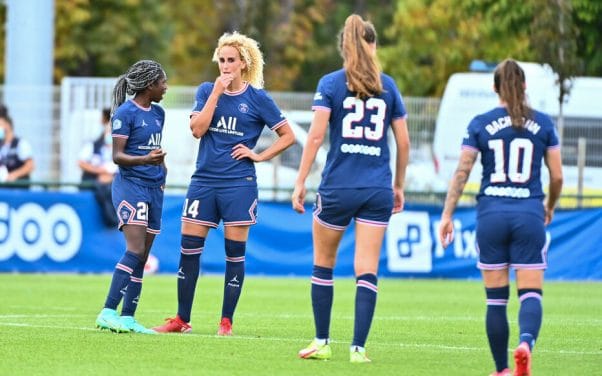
[311,75,332,112]
[392,87,408,120]
[545,117,560,150]
[154,104,166,128]
[111,107,131,140]
[191,83,211,114]
[259,91,287,131]
[461,116,480,152]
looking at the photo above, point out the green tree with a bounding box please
[292,0,396,92]
[573,0,602,76]
[380,0,532,96]
[161,1,219,85]
[54,0,170,81]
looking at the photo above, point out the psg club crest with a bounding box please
[112,119,122,130]
[238,103,249,114]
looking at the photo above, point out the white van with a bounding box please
[432,62,602,192]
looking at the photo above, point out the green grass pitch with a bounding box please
[0,274,600,375]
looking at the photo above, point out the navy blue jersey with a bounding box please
[190,82,287,186]
[111,100,166,187]
[312,69,407,189]
[463,107,560,214]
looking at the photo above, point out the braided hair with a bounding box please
[111,59,166,115]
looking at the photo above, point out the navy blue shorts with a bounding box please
[313,188,393,231]
[182,183,258,228]
[112,174,164,234]
[476,211,549,270]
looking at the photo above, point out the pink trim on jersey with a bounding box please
[477,262,509,270]
[311,105,331,112]
[181,217,219,228]
[547,144,561,150]
[393,114,409,120]
[356,218,389,227]
[313,213,346,231]
[510,263,547,270]
[519,292,542,302]
[116,263,133,274]
[486,299,508,306]
[130,276,143,283]
[357,280,378,293]
[224,220,256,226]
[118,201,147,228]
[129,99,152,111]
[181,246,203,255]
[112,134,129,139]
[462,145,479,152]
[270,119,288,131]
[225,256,245,263]
[511,237,549,270]
[224,199,257,226]
[146,228,160,234]
[224,82,249,96]
[311,276,333,286]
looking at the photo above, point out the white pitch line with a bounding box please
[3,312,600,326]
[0,321,600,356]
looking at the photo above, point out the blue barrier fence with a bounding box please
[0,189,600,280]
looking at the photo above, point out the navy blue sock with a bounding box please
[221,239,246,322]
[121,260,145,317]
[352,273,378,347]
[177,235,204,323]
[311,265,333,340]
[518,288,543,350]
[104,251,141,310]
[485,286,510,372]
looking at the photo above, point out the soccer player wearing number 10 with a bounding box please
[439,59,563,376]
[292,14,410,363]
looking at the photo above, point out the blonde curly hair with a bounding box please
[212,31,265,89]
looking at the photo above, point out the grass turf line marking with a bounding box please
[0,321,600,356]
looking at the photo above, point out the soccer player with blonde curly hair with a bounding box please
[153,32,295,336]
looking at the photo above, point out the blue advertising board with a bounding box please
[0,189,600,280]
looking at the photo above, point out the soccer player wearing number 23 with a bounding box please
[292,14,410,363]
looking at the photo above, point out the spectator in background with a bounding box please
[78,108,119,227]
[0,106,34,188]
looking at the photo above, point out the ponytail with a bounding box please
[110,59,166,116]
[339,14,382,99]
[111,75,128,116]
[494,59,532,128]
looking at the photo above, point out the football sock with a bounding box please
[221,239,246,321]
[518,288,543,350]
[104,251,142,310]
[485,286,510,372]
[120,258,145,317]
[176,235,205,323]
[352,273,378,348]
[311,265,334,340]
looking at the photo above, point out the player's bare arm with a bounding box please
[439,149,477,246]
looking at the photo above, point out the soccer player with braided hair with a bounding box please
[95,59,168,334]
[292,14,410,363]
[439,59,563,376]
[153,32,294,335]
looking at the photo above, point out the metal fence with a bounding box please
[2,81,601,207]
